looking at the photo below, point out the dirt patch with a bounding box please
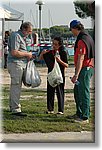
[0,66,95,90]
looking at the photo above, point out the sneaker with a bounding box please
[11,112,27,117]
[74,118,89,123]
[68,114,79,119]
[57,112,64,115]
[46,111,54,114]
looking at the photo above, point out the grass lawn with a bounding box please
[2,85,95,133]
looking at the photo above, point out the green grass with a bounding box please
[2,86,95,133]
[68,56,74,65]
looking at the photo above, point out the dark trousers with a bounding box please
[74,67,94,119]
[47,77,65,112]
[4,54,8,68]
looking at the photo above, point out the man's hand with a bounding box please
[71,75,78,84]
[11,50,33,60]
[26,52,33,60]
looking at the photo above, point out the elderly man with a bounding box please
[8,22,33,116]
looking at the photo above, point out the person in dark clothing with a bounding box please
[69,20,94,123]
[3,31,10,68]
[39,37,68,114]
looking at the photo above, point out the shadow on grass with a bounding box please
[2,87,75,93]
[3,106,95,133]
[3,108,71,122]
[2,85,95,133]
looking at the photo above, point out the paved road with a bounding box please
[1,131,94,143]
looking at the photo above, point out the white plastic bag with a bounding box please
[31,61,41,88]
[22,60,41,88]
[22,62,31,87]
[26,61,32,86]
[47,59,63,87]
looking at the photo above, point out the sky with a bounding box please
[2,0,94,31]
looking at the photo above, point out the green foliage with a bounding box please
[50,25,65,38]
[33,25,94,41]
[33,1,95,41]
[74,1,95,19]
[85,29,94,38]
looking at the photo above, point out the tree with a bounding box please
[50,26,64,38]
[74,1,95,19]
[74,1,95,41]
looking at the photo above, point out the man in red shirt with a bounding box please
[69,20,94,123]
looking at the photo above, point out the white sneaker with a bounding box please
[46,111,54,114]
[74,118,89,123]
[57,112,64,115]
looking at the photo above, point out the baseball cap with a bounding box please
[70,20,81,29]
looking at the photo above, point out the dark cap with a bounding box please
[70,20,81,29]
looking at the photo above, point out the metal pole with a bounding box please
[36,9,38,33]
[48,9,51,42]
[39,5,42,44]
[36,1,45,44]
[2,18,5,68]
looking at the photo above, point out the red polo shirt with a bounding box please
[74,40,94,68]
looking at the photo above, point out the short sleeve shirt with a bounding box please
[8,30,28,63]
[74,40,94,68]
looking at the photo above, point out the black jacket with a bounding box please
[43,48,68,77]
[74,31,95,59]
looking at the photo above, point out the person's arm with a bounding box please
[55,56,68,68]
[39,52,44,60]
[11,50,33,60]
[10,33,33,60]
[55,50,68,68]
[71,40,86,83]
[39,49,49,60]
[71,54,84,83]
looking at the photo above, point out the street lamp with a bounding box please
[36,0,45,44]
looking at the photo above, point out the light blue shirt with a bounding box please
[8,30,30,63]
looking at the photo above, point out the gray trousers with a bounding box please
[8,61,26,113]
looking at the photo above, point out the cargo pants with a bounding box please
[8,61,26,113]
[74,67,94,119]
